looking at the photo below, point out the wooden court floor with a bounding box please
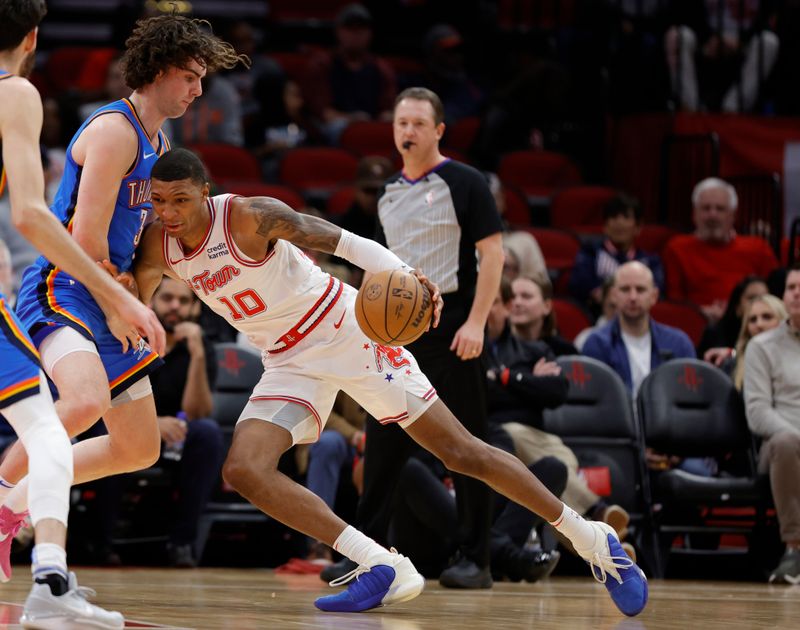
[0,569,798,629]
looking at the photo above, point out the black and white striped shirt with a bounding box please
[375,159,502,306]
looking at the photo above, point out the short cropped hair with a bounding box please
[151,148,208,187]
[394,87,445,126]
[121,15,246,90]
[0,0,47,52]
[603,192,642,223]
[691,177,738,211]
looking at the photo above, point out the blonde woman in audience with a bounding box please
[732,294,787,390]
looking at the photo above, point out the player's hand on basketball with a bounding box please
[158,415,188,444]
[532,357,561,376]
[450,320,484,360]
[410,269,442,329]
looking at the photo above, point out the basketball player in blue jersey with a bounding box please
[133,148,648,618]
[0,1,167,626]
[0,13,245,586]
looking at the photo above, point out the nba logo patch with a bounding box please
[425,191,434,207]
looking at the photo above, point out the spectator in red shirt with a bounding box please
[662,177,778,322]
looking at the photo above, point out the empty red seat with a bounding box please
[339,121,396,158]
[279,147,359,195]
[503,187,531,227]
[445,116,480,153]
[523,227,580,272]
[219,181,305,209]
[552,298,592,342]
[550,186,616,234]
[635,225,679,255]
[188,144,262,183]
[651,300,707,346]
[498,150,581,200]
[327,186,356,216]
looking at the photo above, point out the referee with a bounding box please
[358,87,503,588]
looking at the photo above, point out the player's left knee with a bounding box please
[440,436,490,477]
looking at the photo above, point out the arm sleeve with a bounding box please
[744,341,800,438]
[334,229,411,274]
[466,169,504,244]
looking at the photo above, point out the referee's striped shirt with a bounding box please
[375,159,503,306]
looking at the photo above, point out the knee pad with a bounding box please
[2,373,73,526]
[38,326,98,377]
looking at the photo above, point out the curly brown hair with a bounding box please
[120,15,248,90]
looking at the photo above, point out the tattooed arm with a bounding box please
[232,196,342,259]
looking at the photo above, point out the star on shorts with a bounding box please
[384,374,394,382]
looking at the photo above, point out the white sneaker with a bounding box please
[20,572,124,629]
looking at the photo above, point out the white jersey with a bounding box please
[163,194,342,353]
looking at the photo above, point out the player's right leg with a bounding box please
[404,399,648,617]
[0,328,110,493]
[222,414,424,612]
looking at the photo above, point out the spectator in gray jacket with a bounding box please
[744,263,800,585]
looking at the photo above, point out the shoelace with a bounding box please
[329,565,371,587]
[327,548,401,588]
[588,551,634,585]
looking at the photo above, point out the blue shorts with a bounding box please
[0,294,41,408]
[16,264,163,398]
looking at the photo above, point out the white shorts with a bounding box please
[238,284,438,444]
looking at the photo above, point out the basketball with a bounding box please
[355,269,433,346]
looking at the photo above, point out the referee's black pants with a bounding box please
[356,304,492,569]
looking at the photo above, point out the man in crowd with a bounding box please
[662,177,778,322]
[744,263,800,584]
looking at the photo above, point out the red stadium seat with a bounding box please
[268,0,351,23]
[279,147,359,196]
[188,144,262,183]
[339,121,396,158]
[651,300,707,346]
[327,186,356,216]
[552,298,592,342]
[267,51,312,82]
[444,116,480,153]
[523,227,580,272]
[503,186,531,227]
[550,186,616,234]
[498,150,581,201]
[219,181,305,209]
[45,47,96,95]
[635,225,679,255]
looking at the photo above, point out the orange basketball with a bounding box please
[355,269,433,346]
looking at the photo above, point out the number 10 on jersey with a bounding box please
[217,288,267,320]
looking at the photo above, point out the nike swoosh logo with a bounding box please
[143,151,156,159]
[333,310,346,329]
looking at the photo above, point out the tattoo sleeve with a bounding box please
[250,197,341,253]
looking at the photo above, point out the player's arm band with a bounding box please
[334,229,412,274]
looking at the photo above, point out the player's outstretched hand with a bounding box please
[98,259,138,297]
[104,293,165,356]
[410,268,442,330]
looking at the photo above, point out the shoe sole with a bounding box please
[21,616,123,630]
[382,559,425,606]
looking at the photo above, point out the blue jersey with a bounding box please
[37,98,171,274]
[0,69,11,197]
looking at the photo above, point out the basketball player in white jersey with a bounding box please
[133,148,648,617]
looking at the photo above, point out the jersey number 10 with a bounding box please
[217,289,267,321]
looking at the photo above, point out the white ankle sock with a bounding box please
[4,477,28,515]
[549,503,597,553]
[31,542,68,582]
[333,526,391,567]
